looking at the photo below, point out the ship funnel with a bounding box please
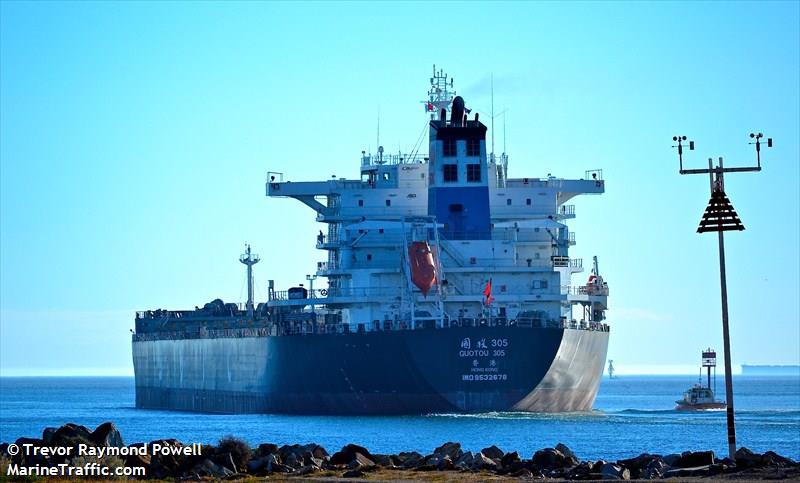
[451,96,465,126]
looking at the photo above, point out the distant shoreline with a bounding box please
[3,373,800,378]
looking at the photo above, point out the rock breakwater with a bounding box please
[2,422,798,480]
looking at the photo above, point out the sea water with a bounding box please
[1,375,798,461]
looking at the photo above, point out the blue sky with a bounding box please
[1,1,798,376]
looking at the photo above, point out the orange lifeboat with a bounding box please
[409,241,437,296]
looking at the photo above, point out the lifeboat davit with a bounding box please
[409,241,437,296]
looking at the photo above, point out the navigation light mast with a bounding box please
[240,244,260,318]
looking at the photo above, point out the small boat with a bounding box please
[675,348,727,410]
[675,385,726,410]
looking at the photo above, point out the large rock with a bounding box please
[500,451,522,472]
[600,462,630,480]
[264,453,283,472]
[371,454,397,467]
[13,437,46,466]
[193,458,234,478]
[42,427,58,445]
[616,453,663,479]
[735,447,765,468]
[481,445,504,459]
[454,451,474,469]
[556,442,580,464]
[51,423,94,448]
[673,450,715,468]
[346,452,375,470]
[436,456,455,471]
[565,461,595,480]
[256,443,278,458]
[90,422,124,448]
[471,452,498,471]
[211,451,238,473]
[397,451,424,468]
[433,441,462,459]
[663,465,712,478]
[330,443,375,467]
[124,444,151,475]
[532,447,577,470]
[642,457,669,479]
[147,439,189,479]
[303,443,329,460]
[663,453,681,466]
[284,451,301,468]
[247,455,271,474]
[763,450,799,467]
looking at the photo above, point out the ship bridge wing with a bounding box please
[267,180,354,215]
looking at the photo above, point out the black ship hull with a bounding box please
[133,325,609,414]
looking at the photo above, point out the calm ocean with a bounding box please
[1,375,798,461]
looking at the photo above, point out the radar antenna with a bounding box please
[423,65,455,120]
[239,244,260,318]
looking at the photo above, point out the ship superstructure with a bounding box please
[267,68,608,335]
[132,67,611,414]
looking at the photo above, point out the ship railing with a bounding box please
[271,286,405,301]
[558,204,576,217]
[361,153,428,167]
[562,285,610,296]
[585,169,603,180]
[131,316,611,341]
[325,257,571,272]
[552,256,582,268]
[132,325,275,342]
[506,177,565,188]
[136,304,246,320]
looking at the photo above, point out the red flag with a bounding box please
[427,102,434,112]
[483,279,493,305]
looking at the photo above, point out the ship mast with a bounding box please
[239,244,260,318]
[424,65,455,120]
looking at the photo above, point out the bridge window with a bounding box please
[385,199,391,207]
[443,139,456,157]
[466,138,480,156]
[506,198,512,206]
[443,164,458,182]
[526,198,531,206]
[467,164,481,182]
[358,200,364,207]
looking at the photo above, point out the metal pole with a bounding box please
[717,225,737,459]
[247,262,254,318]
[714,157,736,460]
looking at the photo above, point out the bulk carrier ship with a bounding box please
[132,67,611,414]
